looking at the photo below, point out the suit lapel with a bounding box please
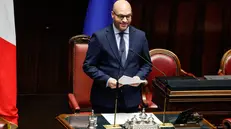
[106,25,121,63]
[124,26,136,68]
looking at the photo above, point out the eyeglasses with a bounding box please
[113,11,132,20]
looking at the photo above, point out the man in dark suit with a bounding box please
[83,0,152,113]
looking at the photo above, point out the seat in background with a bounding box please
[67,35,93,113]
[142,48,195,111]
[218,49,231,128]
[218,49,231,75]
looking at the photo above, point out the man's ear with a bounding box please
[111,11,114,18]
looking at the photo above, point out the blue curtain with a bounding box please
[83,0,116,36]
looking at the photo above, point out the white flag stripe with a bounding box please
[0,0,16,45]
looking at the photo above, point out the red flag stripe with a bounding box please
[0,37,18,125]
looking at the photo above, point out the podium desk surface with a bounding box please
[56,111,216,129]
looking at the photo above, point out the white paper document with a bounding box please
[102,113,163,125]
[118,75,146,85]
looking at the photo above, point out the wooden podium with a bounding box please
[152,76,231,127]
[56,112,216,129]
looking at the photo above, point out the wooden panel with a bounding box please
[130,0,231,76]
[174,1,196,72]
[152,1,172,49]
[130,0,144,28]
[203,1,223,75]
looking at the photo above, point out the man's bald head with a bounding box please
[113,0,132,14]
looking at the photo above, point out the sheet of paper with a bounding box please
[102,113,163,125]
[118,75,146,85]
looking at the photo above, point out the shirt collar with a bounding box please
[113,23,129,34]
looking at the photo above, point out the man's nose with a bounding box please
[122,17,128,22]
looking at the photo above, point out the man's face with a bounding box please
[112,8,132,31]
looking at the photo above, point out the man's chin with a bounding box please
[120,26,128,31]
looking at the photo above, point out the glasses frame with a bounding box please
[113,11,132,20]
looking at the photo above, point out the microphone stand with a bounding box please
[158,87,174,128]
[103,52,123,129]
[113,81,119,127]
[158,73,174,128]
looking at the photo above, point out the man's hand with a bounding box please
[108,78,123,89]
[130,76,141,87]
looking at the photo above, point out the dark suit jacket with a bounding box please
[83,24,152,108]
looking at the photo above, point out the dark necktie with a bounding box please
[119,32,126,67]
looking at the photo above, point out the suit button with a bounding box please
[121,90,123,93]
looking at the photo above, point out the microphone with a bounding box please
[129,48,173,128]
[129,48,166,77]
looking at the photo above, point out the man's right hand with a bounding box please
[108,78,123,89]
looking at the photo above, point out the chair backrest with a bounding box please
[218,49,231,75]
[145,48,182,101]
[148,48,181,80]
[68,35,93,108]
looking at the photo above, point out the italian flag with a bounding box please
[0,0,18,127]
